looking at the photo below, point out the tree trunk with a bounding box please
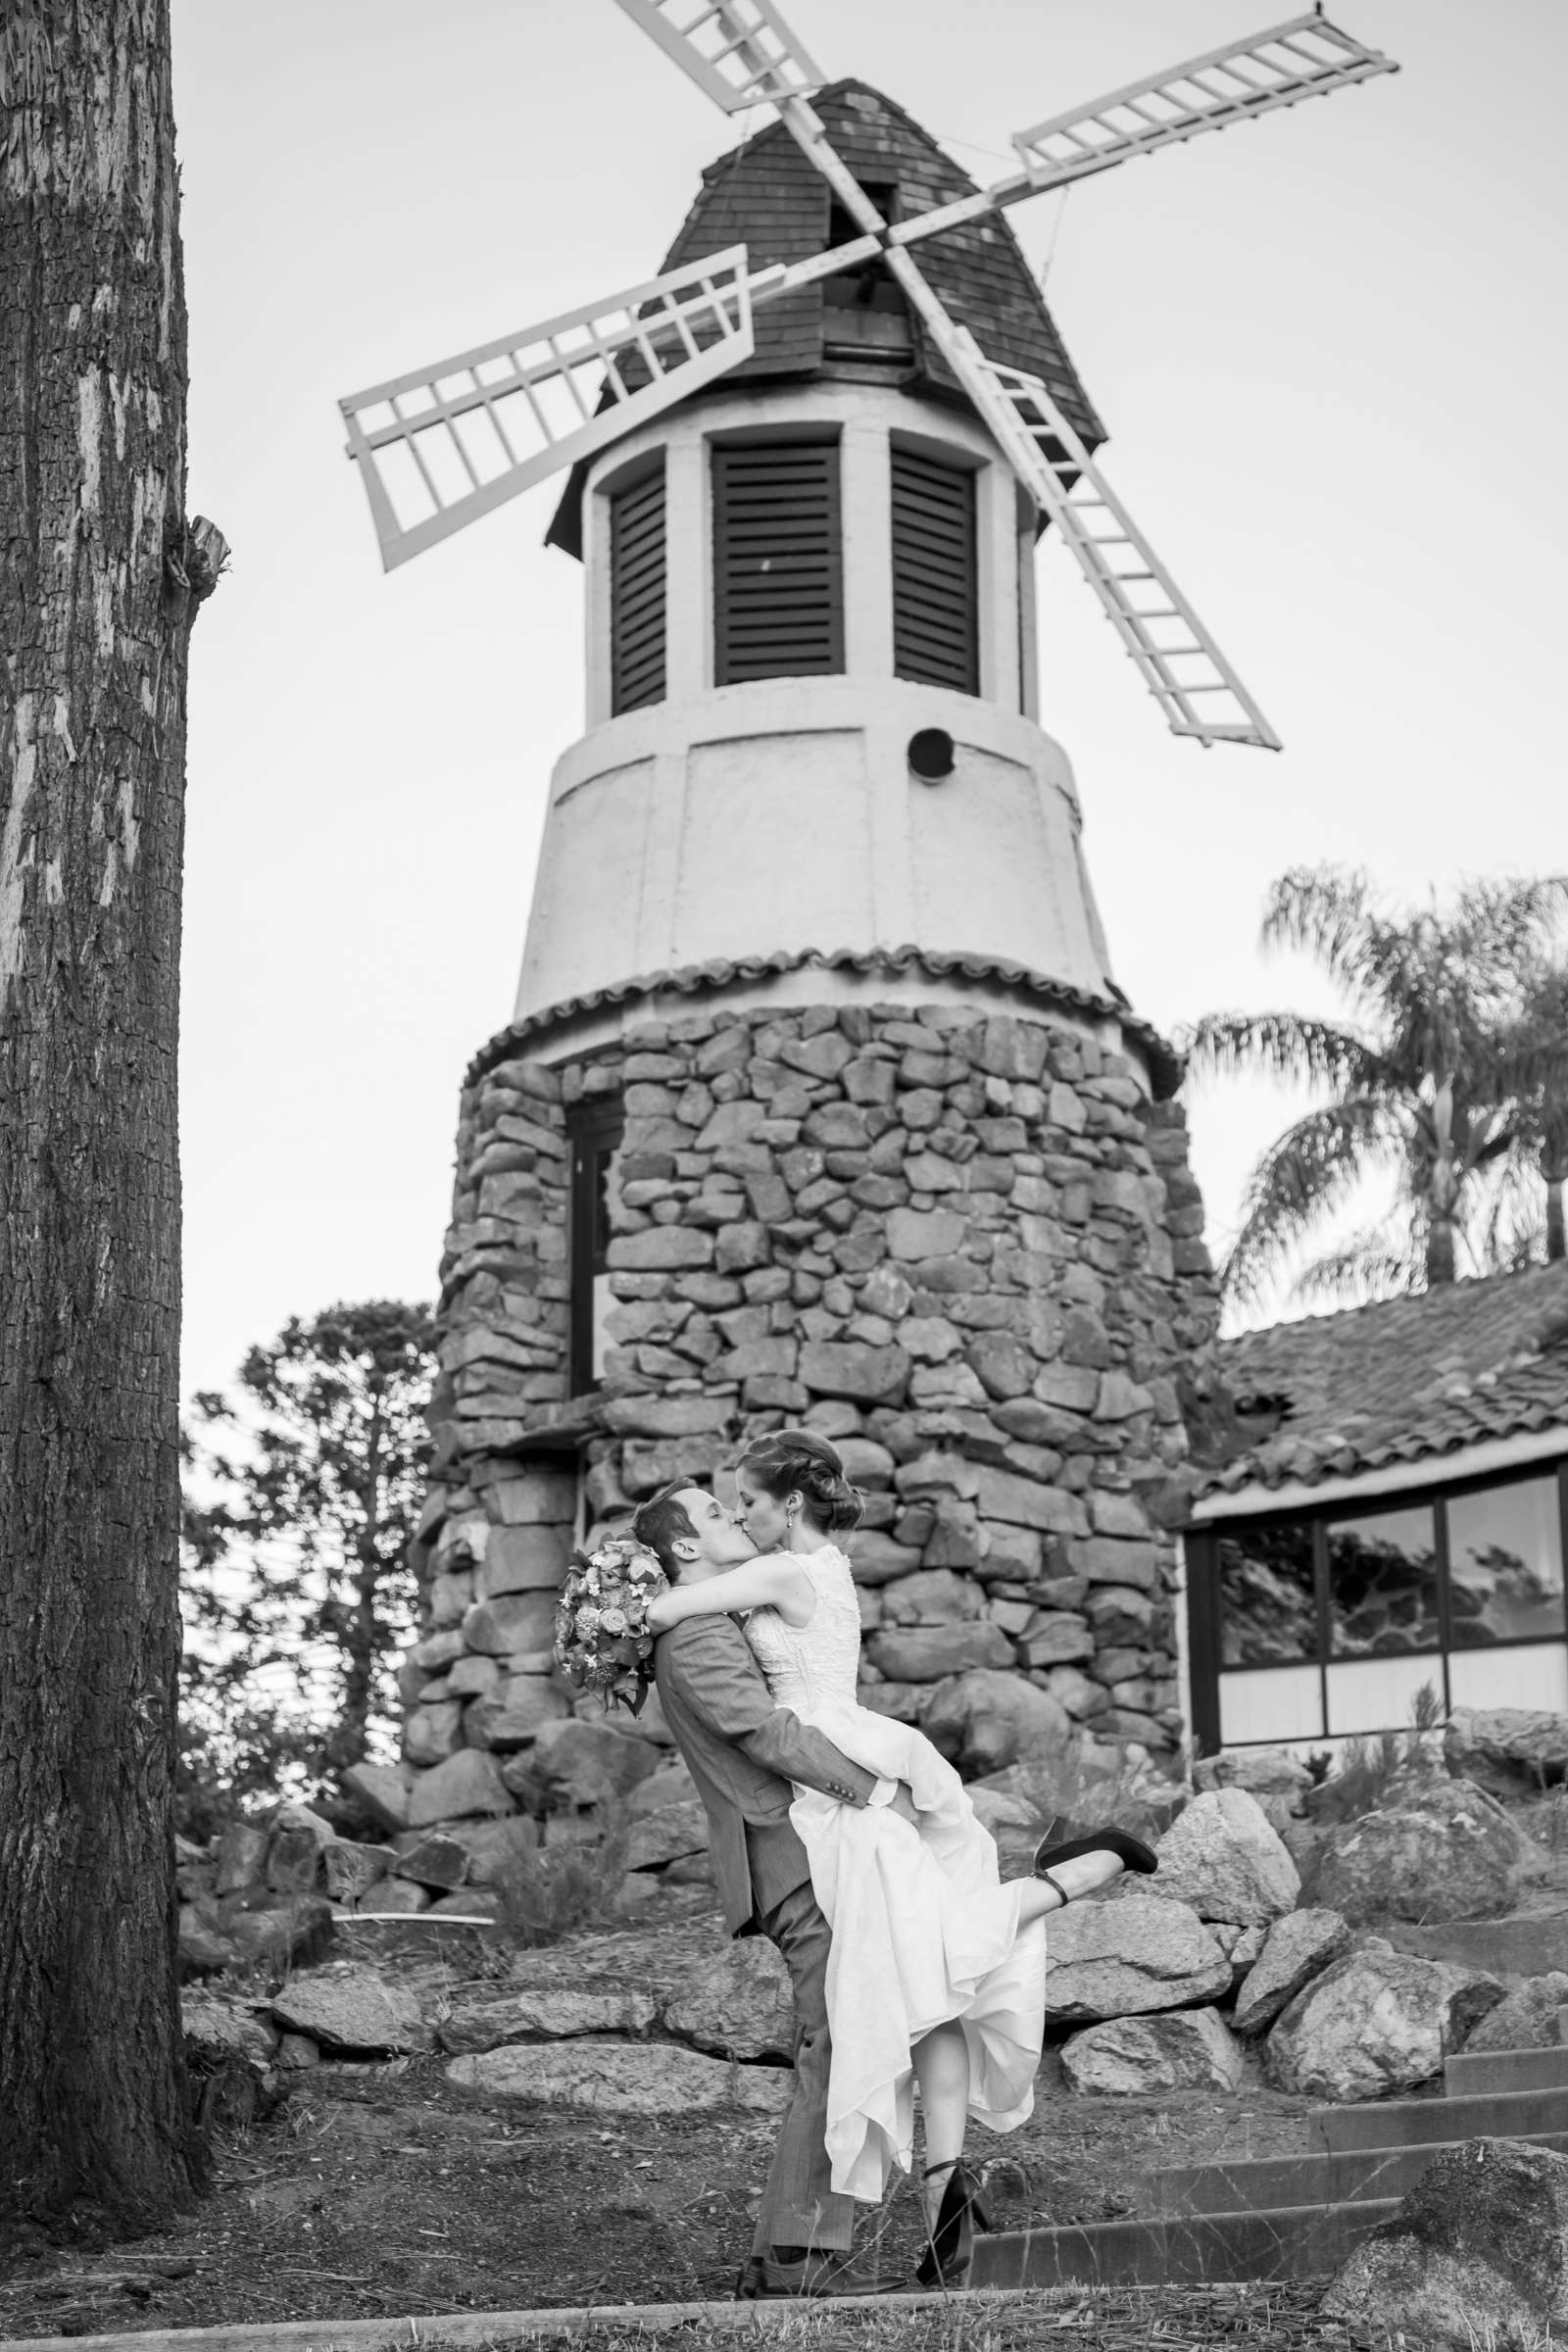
[1547,1177,1565,1265]
[1426,1215,1458,1288]
[1,0,207,2230]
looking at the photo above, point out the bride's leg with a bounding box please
[910,2019,969,2234]
[1015,1849,1126,1921]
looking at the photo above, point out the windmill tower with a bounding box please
[342,6,1397,1823]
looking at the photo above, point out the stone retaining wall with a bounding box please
[403,996,1221,1811]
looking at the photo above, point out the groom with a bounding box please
[631,1480,909,2300]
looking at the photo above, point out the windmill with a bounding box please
[338,4,1396,751]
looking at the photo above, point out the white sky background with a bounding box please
[172,0,1568,1405]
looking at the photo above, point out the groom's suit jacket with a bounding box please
[654,1613,878,1936]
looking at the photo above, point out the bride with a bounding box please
[635,1427,1155,2286]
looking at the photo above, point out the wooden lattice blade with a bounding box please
[608,0,823,114]
[1011,12,1396,192]
[339,249,754,570]
[964,340,1281,751]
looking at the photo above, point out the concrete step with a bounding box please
[969,2199,1397,2290]
[1147,2132,1568,2218]
[1445,2044,1568,2096]
[1314,2082,1568,2153]
[1381,1909,1568,1977]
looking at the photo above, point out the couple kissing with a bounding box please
[625,1428,1157,2299]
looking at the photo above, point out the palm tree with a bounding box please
[1494,959,1568,1263]
[1188,867,1568,1305]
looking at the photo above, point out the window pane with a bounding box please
[1217,1523,1316,1667]
[1447,1477,1566,1647]
[1327,1503,1439,1655]
[1326,1653,1445,1737]
[1219,1664,1323,1745]
[1447,1640,1568,1714]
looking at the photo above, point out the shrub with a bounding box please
[1305,1680,1445,1825]
[491,1806,633,1948]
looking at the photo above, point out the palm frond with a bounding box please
[1259,867,1379,1003]
[1293,1224,1423,1308]
[1220,1094,1406,1304]
[1183,1011,1380,1095]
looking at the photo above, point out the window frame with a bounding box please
[889,439,981,697]
[608,455,667,715]
[710,433,845,686]
[566,1098,624,1396]
[1187,1456,1568,1752]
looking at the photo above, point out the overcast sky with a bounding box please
[171,0,1567,1404]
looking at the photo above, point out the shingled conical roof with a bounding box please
[548,81,1103,556]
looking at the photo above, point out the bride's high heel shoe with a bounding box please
[1032,1826,1158,1891]
[914,2155,993,2291]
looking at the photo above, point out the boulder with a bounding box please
[519,1718,662,1811]
[462,1591,559,1659]
[446,2038,792,2114]
[798,1342,911,1406]
[1232,1909,1352,2036]
[1266,1943,1504,2102]
[1464,1972,1568,2054]
[1445,1706,1568,1797]
[321,1839,394,1904]
[1150,1789,1299,1927]
[463,1673,572,1749]
[1314,1786,1522,1925]
[1061,2007,1245,2096]
[405,1701,465,1766]
[214,1821,269,1895]
[178,1908,239,1976]
[1193,1748,1314,1812]
[1322,2138,1568,2349]
[363,1877,429,1914]
[864,1624,1014,1683]
[181,1995,276,2070]
[628,1757,701,1816]
[662,1939,797,2062]
[405,1748,516,1828]
[340,1760,414,1836]
[438,1987,658,2052]
[923,1669,1071,1778]
[270,1963,425,2055]
[392,1833,468,1890]
[477,1522,571,1596]
[625,1798,709,1872]
[877,1570,984,1627]
[1043,1894,1233,2025]
[225,1896,333,1971]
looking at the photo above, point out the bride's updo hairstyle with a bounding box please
[736,1429,864,1536]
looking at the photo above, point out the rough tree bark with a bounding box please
[1,0,216,2230]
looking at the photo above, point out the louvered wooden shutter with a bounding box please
[712,442,844,684]
[891,448,979,696]
[610,466,666,714]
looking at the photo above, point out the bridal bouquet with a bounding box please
[553,1533,668,1717]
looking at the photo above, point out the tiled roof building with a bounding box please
[1183,1265,1568,1755]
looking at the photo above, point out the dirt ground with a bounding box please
[0,1901,1326,2342]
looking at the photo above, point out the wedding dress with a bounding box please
[744,1543,1047,2203]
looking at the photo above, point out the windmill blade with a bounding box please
[608,0,823,114]
[1011,13,1396,193]
[963,340,1281,751]
[339,248,754,570]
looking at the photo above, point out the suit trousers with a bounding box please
[751,1875,856,2256]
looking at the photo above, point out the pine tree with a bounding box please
[1,0,221,2229]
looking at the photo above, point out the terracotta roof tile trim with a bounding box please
[467,945,1182,1097]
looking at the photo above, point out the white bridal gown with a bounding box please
[744,1543,1047,2203]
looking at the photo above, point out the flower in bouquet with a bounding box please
[553,1531,668,1716]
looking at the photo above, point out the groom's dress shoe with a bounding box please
[737,2247,894,2299]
